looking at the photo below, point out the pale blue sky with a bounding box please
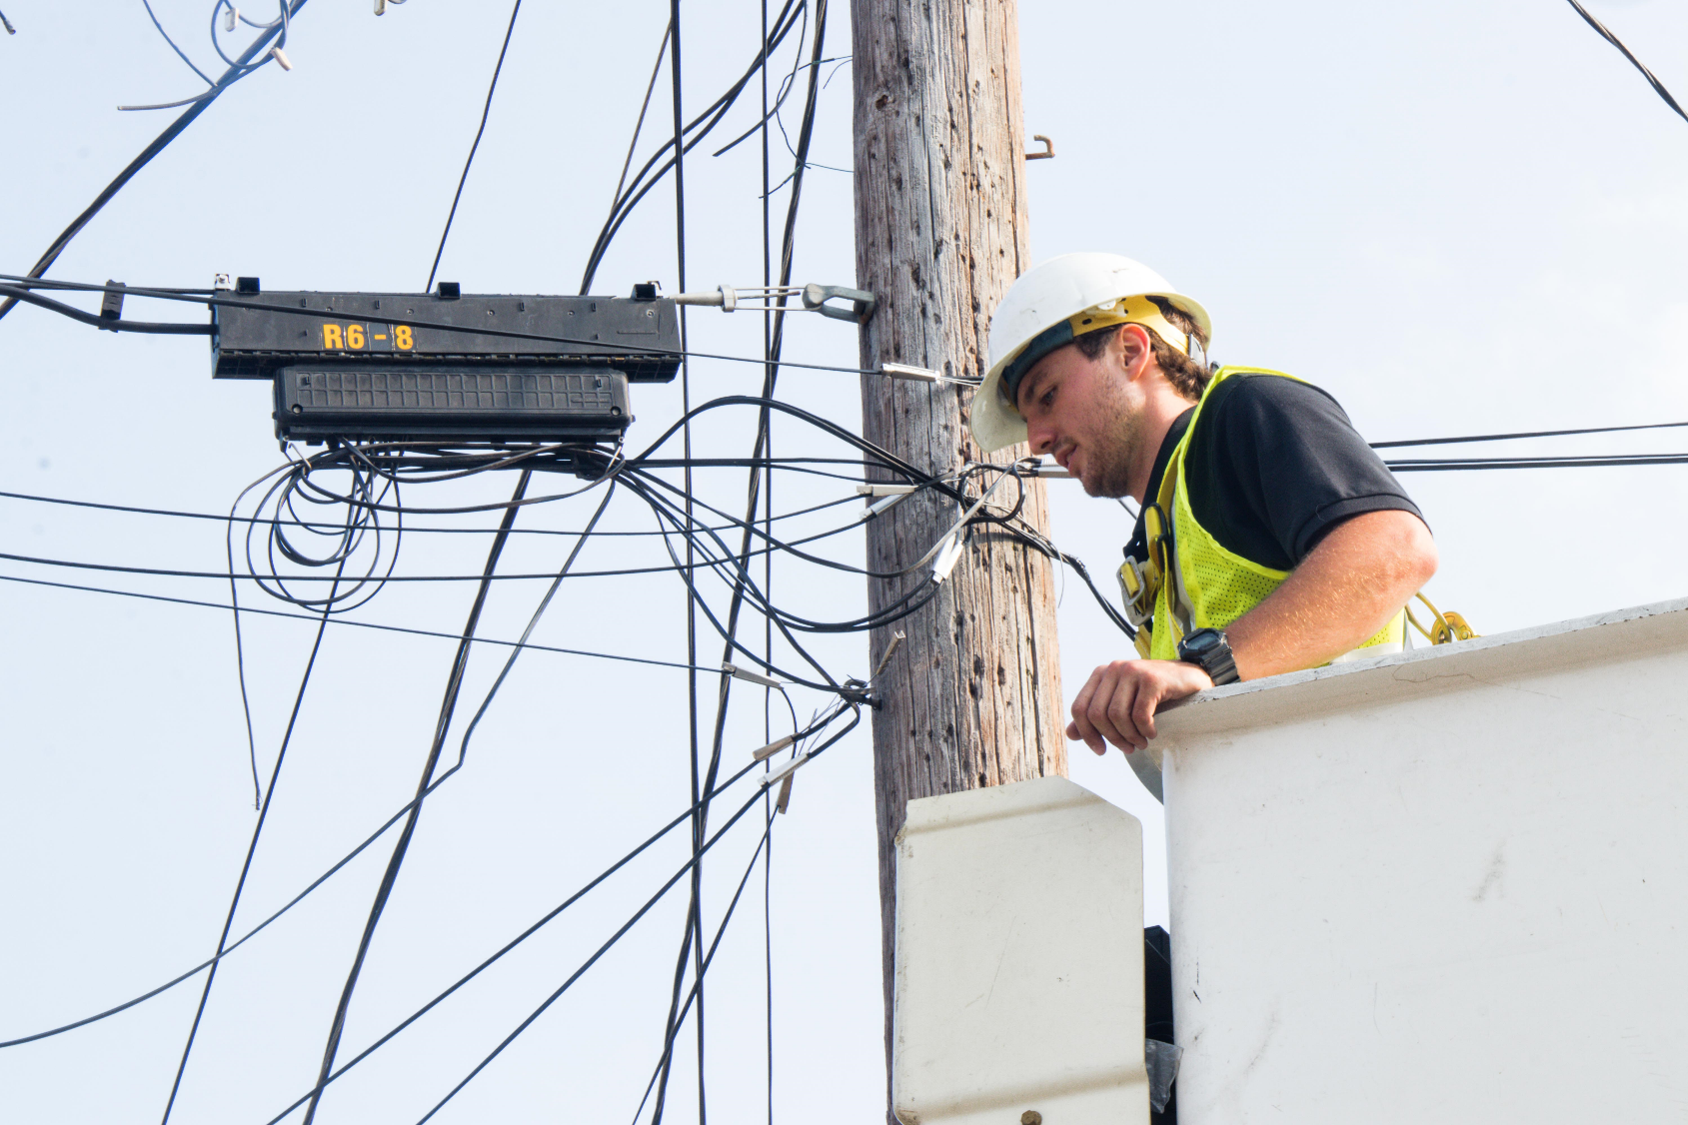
[2,2,1685,1122]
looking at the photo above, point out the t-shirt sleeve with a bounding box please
[1183,374,1426,572]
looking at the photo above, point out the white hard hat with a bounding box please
[970,253,1212,453]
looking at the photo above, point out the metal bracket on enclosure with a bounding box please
[1026,135,1055,160]
[670,283,876,324]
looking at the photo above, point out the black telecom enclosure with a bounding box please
[211,284,680,443]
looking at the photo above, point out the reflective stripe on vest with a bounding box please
[1138,366,1405,663]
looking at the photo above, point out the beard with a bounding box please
[1077,377,1142,498]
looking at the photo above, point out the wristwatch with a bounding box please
[1177,628,1240,686]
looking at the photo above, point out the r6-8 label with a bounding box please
[320,323,413,351]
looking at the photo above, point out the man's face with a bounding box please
[1014,336,1142,498]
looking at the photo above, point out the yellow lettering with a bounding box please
[394,325,414,350]
[322,323,343,349]
[346,324,366,349]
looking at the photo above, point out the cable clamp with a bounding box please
[838,677,880,709]
[752,734,796,762]
[878,362,982,387]
[270,46,293,70]
[802,283,876,323]
[1017,455,1071,478]
[857,491,913,523]
[931,534,966,583]
[760,751,811,789]
[672,283,873,320]
[856,483,918,497]
[880,362,942,383]
[100,281,125,331]
[723,662,784,689]
[225,5,238,32]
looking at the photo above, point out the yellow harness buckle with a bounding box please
[1116,556,1156,628]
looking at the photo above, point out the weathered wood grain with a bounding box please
[850,0,1067,1104]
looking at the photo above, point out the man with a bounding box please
[971,252,1437,756]
[970,252,1437,1124]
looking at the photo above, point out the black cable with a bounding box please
[254,705,851,1125]
[0,572,722,673]
[223,461,297,808]
[0,2,307,325]
[3,276,885,376]
[610,23,674,217]
[425,0,525,292]
[759,6,779,1114]
[0,484,859,538]
[407,708,860,1125]
[157,526,349,1125]
[629,804,778,1125]
[0,541,837,585]
[451,482,617,766]
[660,5,831,1109]
[661,2,710,1114]
[0,694,824,1056]
[0,284,209,333]
[1386,452,1688,471]
[1372,418,1688,448]
[1564,0,1688,125]
[578,0,806,293]
[298,470,532,1125]
[141,0,216,86]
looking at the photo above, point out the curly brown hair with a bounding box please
[1072,296,1212,401]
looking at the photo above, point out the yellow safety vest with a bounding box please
[1121,366,1406,662]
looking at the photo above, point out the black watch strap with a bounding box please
[1177,628,1240,686]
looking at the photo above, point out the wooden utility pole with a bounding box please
[850,0,1067,1106]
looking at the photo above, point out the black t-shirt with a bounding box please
[1127,372,1424,572]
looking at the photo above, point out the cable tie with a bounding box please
[752,735,796,762]
[722,661,783,689]
[855,483,917,497]
[225,6,238,32]
[270,46,292,71]
[931,534,965,583]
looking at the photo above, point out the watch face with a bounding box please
[1186,630,1218,655]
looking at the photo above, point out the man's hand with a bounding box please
[1066,659,1214,755]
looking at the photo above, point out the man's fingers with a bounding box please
[1068,668,1108,755]
[1086,673,1139,753]
[1131,678,1161,743]
[1065,720,1106,755]
[1104,676,1149,751]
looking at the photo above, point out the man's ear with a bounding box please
[1116,323,1154,382]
